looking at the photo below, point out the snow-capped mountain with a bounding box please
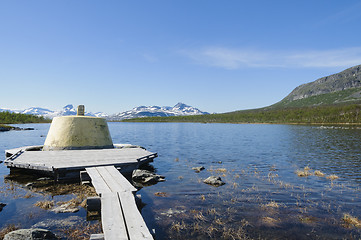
[1,103,209,120]
[1,105,105,119]
[21,107,54,116]
[107,102,209,121]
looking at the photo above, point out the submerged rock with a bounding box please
[132,169,165,184]
[4,228,57,240]
[192,166,205,173]
[51,202,79,213]
[0,203,6,212]
[203,176,225,186]
[32,216,82,229]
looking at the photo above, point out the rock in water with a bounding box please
[0,203,6,212]
[132,169,165,184]
[4,228,57,240]
[203,176,225,186]
[192,166,205,173]
[51,202,79,213]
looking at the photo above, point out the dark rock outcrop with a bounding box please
[284,64,361,101]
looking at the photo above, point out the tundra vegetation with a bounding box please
[0,111,49,124]
[123,103,361,124]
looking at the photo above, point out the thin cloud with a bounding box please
[180,47,361,69]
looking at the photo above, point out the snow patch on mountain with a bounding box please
[1,103,209,120]
[107,102,209,121]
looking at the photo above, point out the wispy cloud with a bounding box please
[180,47,361,70]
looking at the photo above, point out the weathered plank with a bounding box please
[86,166,137,195]
[118,192,153,240]
[85,167,112,195]
[86,166,153,240]
[102,192,128,240]
[99,166,137,193]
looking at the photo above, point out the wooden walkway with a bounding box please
[4,145,157,239]
[4,145,157,180]
[85,166,153,240]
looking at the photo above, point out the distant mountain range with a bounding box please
[107,102,209,121]
[0,103,209,121]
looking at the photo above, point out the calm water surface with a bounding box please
[1,122,361,239]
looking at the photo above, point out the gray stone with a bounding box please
[4,228,57,240]
[203,176,225,186]
[132,169,165,184]
[192,166,205,173]
[32,216,82,229]
[51,203,79,213]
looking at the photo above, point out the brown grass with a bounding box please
[154,192,168,197]
[0,224,19,240]
[194,211,206,221]
[342,213,361,228]
[57,196,87,209]
[262,201,280,208]
[326,174,339,180]
[23,193,33,199]
[171,221,186,232]
[296,167,313,177]
[208,168,227,173]
[314,170,325,177]
[34,200,54,209]
[59,221,102,240]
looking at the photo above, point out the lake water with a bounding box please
[1,122,361,239]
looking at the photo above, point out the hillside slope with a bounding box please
[272,65,361,108]
[125,65,361,124]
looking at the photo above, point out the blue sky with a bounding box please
[1,1,361,114]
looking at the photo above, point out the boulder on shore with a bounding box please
[4,228,57,240]
[203,176,225,186]
[132,169,165,184]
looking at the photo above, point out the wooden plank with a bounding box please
[95,167,129,193]
[118,192,153,240]
[104,166,137,193]
[86,167,112,195]
[101,192,128,240]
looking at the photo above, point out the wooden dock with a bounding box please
[84,166,153,240]
[4,145,157,239]
[4,145,157,180]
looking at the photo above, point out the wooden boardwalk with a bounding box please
[4,145,157,239]
[85,166,153,240]
[4,145,157,180]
